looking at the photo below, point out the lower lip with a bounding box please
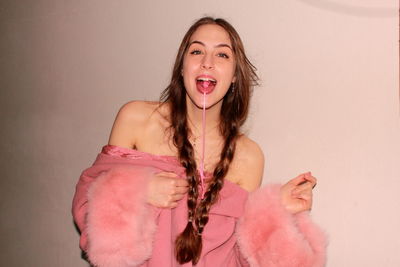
[196,81,216,94]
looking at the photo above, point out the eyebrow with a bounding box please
[189,40,233,50]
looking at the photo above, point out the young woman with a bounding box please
[72,17,326,267]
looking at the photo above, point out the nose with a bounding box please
[201,53,214,70]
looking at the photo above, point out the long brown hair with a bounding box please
[160,17,258,264]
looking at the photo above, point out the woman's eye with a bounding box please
[218,53,229,59]
[190,50,202,55]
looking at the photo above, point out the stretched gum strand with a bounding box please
[200,91,206,199]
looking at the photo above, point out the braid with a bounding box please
[170,94,203,263]
[174,124,203,263]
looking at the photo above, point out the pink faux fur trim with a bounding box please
[236,185,327,267]
[86,166,157,267]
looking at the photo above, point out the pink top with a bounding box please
[102,145,249,266]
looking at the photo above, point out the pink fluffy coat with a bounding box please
[235,185,327,267]
[72,147,327,267]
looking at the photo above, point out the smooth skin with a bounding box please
[108,24,316,213]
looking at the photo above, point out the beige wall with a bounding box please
[0,1,398,266]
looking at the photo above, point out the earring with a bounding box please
[230,83,236,94]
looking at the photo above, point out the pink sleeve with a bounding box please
[234,244,251,267]
[72,162,160,267]
[235,185,327,267]
[85,166,158,267]
[72,164,102,251]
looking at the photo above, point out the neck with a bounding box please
[186,99,221,135]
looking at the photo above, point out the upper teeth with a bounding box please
[197,77,216,82]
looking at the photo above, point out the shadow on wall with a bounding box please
[297,0,398,18]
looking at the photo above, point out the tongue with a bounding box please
[197,80,215,94]
[201,80,211,88]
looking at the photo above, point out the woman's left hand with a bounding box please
[280,172,317,214]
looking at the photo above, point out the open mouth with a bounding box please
[196,77,217,94]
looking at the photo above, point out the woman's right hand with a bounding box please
[147,172,189,208]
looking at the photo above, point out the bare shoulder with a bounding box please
[108,101,166,148]
[231,135,265,192]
